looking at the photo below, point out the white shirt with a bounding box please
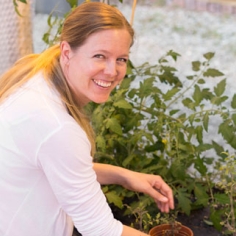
[0,73,123,236]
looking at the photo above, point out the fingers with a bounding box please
[125,172,175,213]
[159,187,175,211]
[151,177,175,212]
[148,189,172,213]
[156,199,172,213]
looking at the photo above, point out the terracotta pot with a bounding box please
[149,223,194,236]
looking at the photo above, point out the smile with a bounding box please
[93,79,112,88]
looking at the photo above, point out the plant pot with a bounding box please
[149,223,194,236]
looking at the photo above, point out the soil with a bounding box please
[72,206,224,236]
[176,207,223,236]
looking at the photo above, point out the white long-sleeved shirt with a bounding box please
[0,73,123,236]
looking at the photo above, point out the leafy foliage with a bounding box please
[13,0,27,16]
[210,153,236,235]
[87,50,236,232]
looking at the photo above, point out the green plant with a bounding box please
[42,0,125,46]
[122,200,178,233]
[88,50,236,231]
[209,152,236,235]
[160,222,182,236]
[13,0,27,16]
[42,0,77,46]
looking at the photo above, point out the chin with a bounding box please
[92,94,110,104]
[93,98,109,104]
[94,100,108,104]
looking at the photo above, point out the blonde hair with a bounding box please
[0,2,134,156]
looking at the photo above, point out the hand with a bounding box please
[93,163,174,212]
[122,171,174,213]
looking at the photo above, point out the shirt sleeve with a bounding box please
[37,122,123,236]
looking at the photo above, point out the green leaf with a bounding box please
[169,109,179,116]
[213,193,230,204]
[188,113,196,125]
[177,189,191,215]
[145,141,165,153]
[214,79,226,96]
[192,61,201,71]
[193,85,202,105]
[194,184,209,206]
[194,156,207,176]
[203,112,209,132]
[13,0,27,16]
[182,97,195,110]
[203,52,215,60]
[219,121,232,141]
[106,117,123,135]
[122,154,135,167]
[170,162,186,180]
[120,77,132,90]
[125,113,142,132]
[105,191,123,208]
[42,33,50,45]
[66,0,77,7]
[163,87,180,101]
[126,60,135,75]
[16,0,27,3]
[139,77,155,98]
[158,66,182,86]
[47,13,55,28]
[167,50,181,61]
[232,114,236,126]
[218,121,236,149]
[210,208,223,231]
[186,75,194,80]
[231,94,236,109]
[196,143,212,152]
[113,99,132,109]
[212,141,227,159]
[202,88,213,100]
[197,78,205,84]
[203,68,224,77]
[96,135,106,151]
[196,125,203,143]
[211,96,228,106]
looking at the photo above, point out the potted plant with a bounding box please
[123,203,193,236]
[149,222,193,236]
[145,211,194,236]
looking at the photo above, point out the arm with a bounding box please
[93,162,130,185]
[93,163,174,213]
[122,225,149,236]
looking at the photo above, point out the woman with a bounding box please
[0,2,174,236]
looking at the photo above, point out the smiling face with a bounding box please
[60,29,132,106]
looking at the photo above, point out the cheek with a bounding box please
[118,67,127,80]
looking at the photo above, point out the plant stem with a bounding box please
[230,181,236,235]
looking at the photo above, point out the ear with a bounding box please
[60,41,72,65]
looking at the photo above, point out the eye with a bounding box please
[94,54,105,59]
[117,58,128,63]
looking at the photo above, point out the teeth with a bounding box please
[93,79,112,88]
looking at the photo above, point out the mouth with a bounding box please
[93,79,112,88]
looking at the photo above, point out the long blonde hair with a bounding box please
[0,2,134,156]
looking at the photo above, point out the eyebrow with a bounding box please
[93,49,129,58]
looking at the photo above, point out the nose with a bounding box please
[104,61,117,77]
